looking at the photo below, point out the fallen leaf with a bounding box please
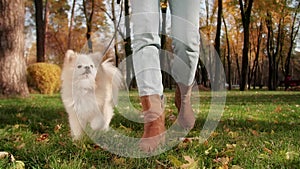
[112,156,125,165]
[181,137,193,143]
[250,129,259,136]
[231,165,243,169]
[168,155,182,168]
[205,146,213,155]
[36,133,49,142]
[274,106,282,113]
[219,157,230,165]
[228,131,239,138]
[14,160,25,169]
[286,151,300,160]
[226,144,236,149]
[270,130,275,135]
[263,147,272,154]
[203,140,209,146]
[258,153,269,159]
[155,160,167,168]
[119,123,132,132]
[16,143,26,150]
[58,142,66,146]
[180,155,198,169]
[214,157,230,169]
[54,124,62,133]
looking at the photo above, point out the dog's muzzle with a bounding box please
[84,66,91,74]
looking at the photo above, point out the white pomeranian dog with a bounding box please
[61,50,122,140]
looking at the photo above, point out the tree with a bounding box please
[81,0,107,53]
[284,1,300,79]
[83,0,95,53]
[124,0,135,88]
[68,0,76,49]
[249,21,263,89]
[238,0,254,91]
[215,0,222,56]
[265,0,289,90]
[34,0,49,62]
[0,0,29,97]
[214,0,223,89]
[222,15,231,90]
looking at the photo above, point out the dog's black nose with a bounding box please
[84,66,90,70]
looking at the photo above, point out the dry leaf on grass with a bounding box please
[180,155,198,169]
[36,133,49,142]
[168,155,182,168]
[263,147,272,154]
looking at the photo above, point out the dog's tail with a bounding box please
[99,59,123,105]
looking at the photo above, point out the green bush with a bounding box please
[27,63,61,94]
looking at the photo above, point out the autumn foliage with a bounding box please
[27,63,61,94]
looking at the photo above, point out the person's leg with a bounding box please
[169,0,201,129]
[131,0,165,152]
[131,0,163,97]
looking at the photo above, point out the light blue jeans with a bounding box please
[131,0,201,96]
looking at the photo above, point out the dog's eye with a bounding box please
[77,65,82,68]
[90,65,93,68]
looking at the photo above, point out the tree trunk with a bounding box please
[34,0,46,62]
[214,0,222,89]
[68,0,76,49]
[160,0,172,89]
[111,0,119,66]
[284,2,300,78]
[250,23,262,89]
[238,0,254,91]
[83,0,94,53]
[215,0,222,56]
[266,10,284,91]
[0,0,29,97]
[222,15,231,90]
[124,0,135,89]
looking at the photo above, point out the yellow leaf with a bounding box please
[119,123,132,132]
[271,130,275,135]
[112,156,125,165]
[286,151,300,160]
[232,165,244,169]
[228,131,239,138]
[205,146,213,155]
[54,124,62,133]
[168,155,183,168]
[226,144,236,149]
[13,160,25,169]
[180,156,198,169]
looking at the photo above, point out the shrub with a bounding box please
[27,63,61,94]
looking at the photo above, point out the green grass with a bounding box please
[0,91,299,168]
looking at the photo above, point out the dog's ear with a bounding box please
[65,50,77,64]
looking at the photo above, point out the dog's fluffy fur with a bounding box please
[61,50,122,140]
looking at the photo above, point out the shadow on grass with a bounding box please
[0,95,66,133]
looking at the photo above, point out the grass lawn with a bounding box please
[0,90,299,168]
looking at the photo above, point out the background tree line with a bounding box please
[0,0,300,97]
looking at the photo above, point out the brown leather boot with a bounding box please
[139,95,165,152]
[175,82,195,130]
